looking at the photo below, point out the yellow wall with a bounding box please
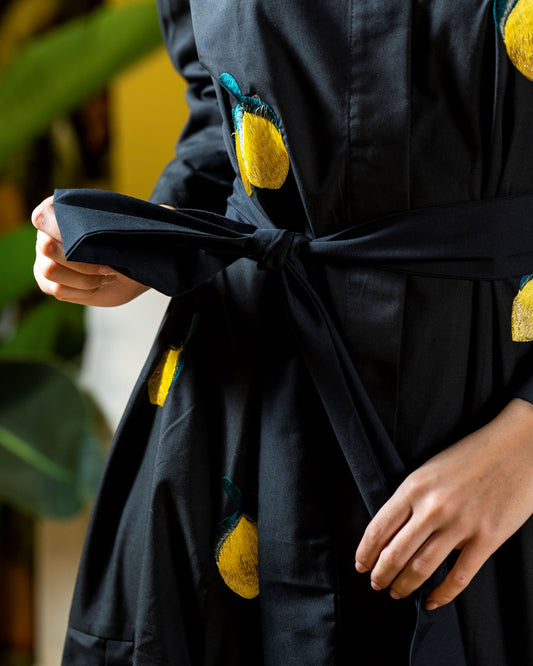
[109,0,189,199]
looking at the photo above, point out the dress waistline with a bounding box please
[55,188,533,509]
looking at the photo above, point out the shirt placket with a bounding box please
[348,0,412,222]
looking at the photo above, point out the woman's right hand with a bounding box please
[32,195,149,307]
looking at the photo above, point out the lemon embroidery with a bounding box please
[220,73,289,196]
[495,0,533,80]
[512,274,533,341]
[147,347,184,406]
[147,314,199,407]
[215,476,259,599]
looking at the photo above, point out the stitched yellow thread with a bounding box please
[215,477,259,599]
[147,314,199,407]
[216,513,259,599]
[512,276,533,341]
[501,0,533,80]
[239,113,289,190]
[147,346,183,406]
[235,129,252,196]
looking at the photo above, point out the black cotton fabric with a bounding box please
[58,1,533,664]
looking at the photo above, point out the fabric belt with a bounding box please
[53,188,533,666]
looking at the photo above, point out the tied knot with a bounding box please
[247,228,298,271]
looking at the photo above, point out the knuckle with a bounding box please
[420,492,456,526]
[38,232,58,258]
[32,202,51,228]
[40,257,60,281]
[31,208,42,229]
[380,546,403,569]
[425,492,448,516]
[365,520,385,546]
[49,282,67,300]
[401,475,420,500]
[409,555,433,579]
[402,469,432,499]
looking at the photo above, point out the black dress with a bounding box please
[58,1,533,663]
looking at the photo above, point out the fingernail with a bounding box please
[390,590,401,600]
[370,580,382,592]
[101,275,117,286]
[355,560,368,573]
[98,266,115,276]
[425,601,439,611]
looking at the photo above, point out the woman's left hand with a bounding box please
[355,398,533,610]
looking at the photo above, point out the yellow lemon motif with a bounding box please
[220,72,289,196]
[147,313,199,407]
[495,0,533,79]
[216,513,259,599]
[147,346,183,406]
[238,112,290,191]
[512,275,533,341]
[215,476,259,599]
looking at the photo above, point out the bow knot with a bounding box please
[247,228,300,271]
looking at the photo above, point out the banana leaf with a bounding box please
[0,359,105,518]
[0,1,162,170]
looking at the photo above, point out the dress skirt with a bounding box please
[61,242,533,664]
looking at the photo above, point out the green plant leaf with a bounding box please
[0,298,85,360]
[0,1,162,170]
[0,224,38,308]
[0,359,105,518]
[0,0,61,72]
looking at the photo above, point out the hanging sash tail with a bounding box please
[54,188,533,664]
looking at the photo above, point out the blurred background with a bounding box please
[0,0,187,663]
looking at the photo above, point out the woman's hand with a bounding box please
[32,195,149,307]
[355,398,533,610]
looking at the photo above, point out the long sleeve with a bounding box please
[150,0,234,212]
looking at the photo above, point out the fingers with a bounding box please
[424,541,491,611]
[31,194,149,307]
[33,195,117,302]
[35,247,116,292]
[387,531,459,601]
[35,230,114,277]
[355,494,412,575]
[362,518,436,592]
[356,503,492,611]
[354,472,476,605]
[356,522,478,609]
[354,401,533,611]
[33,263,101,302]
[33,197,110,273]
